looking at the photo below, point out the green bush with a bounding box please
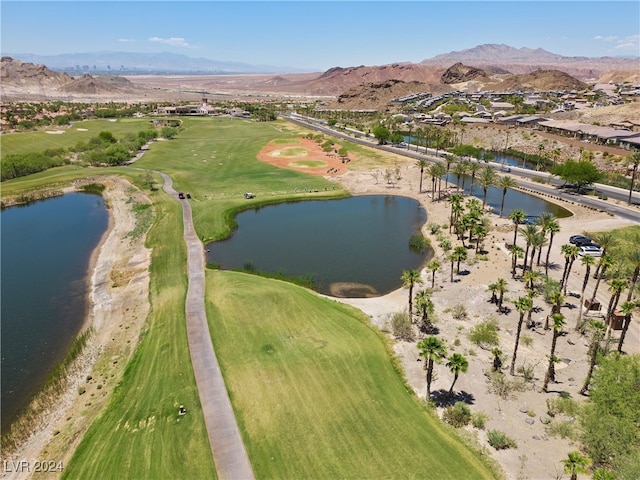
[451,304,468,320]
[409,234,431,254]
[388,312,414,341]
[487,429,517,450]
[443,402,472,427]
[468,318,499,348]
[471,411,489,429]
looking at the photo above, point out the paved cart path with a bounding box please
[161,173,255,480]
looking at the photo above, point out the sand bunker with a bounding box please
[45,130,65,134]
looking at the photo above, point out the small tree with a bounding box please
[562,451,591,480]
[542,313,566,392]
[447,353,469,395]
[418,336,447,399]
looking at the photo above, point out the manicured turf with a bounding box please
[134,117,349,241]
[0,119,155,158]
[275,146,308,157]
[61,187,216,479]
[205,270,499,479]
[289,160,327,168]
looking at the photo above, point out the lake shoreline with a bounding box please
[2,177,152,479]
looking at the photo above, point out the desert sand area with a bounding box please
[2,133,638,480]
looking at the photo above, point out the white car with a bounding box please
[579,245,603,257]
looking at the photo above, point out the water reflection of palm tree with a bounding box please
[497,176,518,217]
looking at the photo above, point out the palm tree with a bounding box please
[588,254,612,307]
[416,158,429,193]
[562,451,591,480]
[446,353,469,395]
[576,254,596,331]
[580,320,606,395]
[426,259,441,288]
[560,244,580,295]
[449,252,456,282]
[453,161,467,191]
[545,287,565,330]
[473,222,488,253]
[497,176,518,217]
[550,147,562,169]
[467,161,482,196]
[417,336,447,399]
[536,212,556,265]
[495,278,508,313]
[487,282,499,304]
[509,209,526,248]
[542,313,566,392]
[521,224,539,273]
[511,245,524,278]
[591,231,616,279]
[414,289,435,330]
[478,166,497,208]
[604,278,627,351]
[510,296,533,375]
[543,219,560,276]
[428,163,441,201]
[401,269,423,317]
[623,243,640,305]
[448,193,464,233]
[452,245,468,273]
[434,163,447,200]
[530,230,547,269]
[616,300,637,353]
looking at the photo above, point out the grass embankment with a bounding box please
[62,186,216,479]
[205,270,500,479]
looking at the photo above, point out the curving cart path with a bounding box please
[161,172,255,480]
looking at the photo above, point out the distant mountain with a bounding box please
[2,51,313,75]
[422,43,639,79]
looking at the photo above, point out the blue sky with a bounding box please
[1,1,639,71]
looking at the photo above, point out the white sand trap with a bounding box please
[108,119,117,122]
[45,130,65,134]
[77,128,88,131]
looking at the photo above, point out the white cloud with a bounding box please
[148,36,192,48]
[118,38,135,43]
[613,35,640,51]
[594,35,618,42]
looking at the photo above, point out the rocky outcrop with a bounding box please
[440,63,489,84]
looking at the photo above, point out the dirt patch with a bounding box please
[257,137,356,177]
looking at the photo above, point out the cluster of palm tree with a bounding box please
[505,210,639,393]
[417,335,469,398]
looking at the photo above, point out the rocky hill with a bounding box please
[1,56,150,101]
[440,63,489,84]
[485,69,588,92]
[421,43,639,79]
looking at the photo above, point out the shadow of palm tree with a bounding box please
[430,389,476,407]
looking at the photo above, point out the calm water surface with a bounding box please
[206,195,429,297]
[1,193,108,431]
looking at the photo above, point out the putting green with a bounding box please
[271,147,308,157]
[289,160,327,168]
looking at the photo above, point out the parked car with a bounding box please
[579,245,603,257]
[178,192,185,199]
[569,234,592,246]
[500,166,512,172]
[244,192,255,199]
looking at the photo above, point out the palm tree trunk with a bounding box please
[576,266,591,331]
[510,314,525,375]
[589,263,608,305]
[426,360,434,398]
[512,223,519,248]
[449,373,459,395]
[500,189,507,217]
[544,234,555,276]
[543,332,559,392]
[617,314,632,353]
[580,332,601,395]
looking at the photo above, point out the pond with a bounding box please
[445,173,572,219]
[206,195,429,297]
[1,193,109,432]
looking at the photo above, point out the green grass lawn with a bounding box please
[0,118,155,158]
[205,270,499,479]
[62,186,216,479]
[134,117,349,241]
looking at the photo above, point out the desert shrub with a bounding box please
[487,371,527,399]
[487,429,517,450]
[388,312,414,341]
[428,223,441,235]
[468,318,499,349]
[443,402,472,427]
[471,411,489,429]
[546,420,578,440]
[520,335,534,347]
[546,396,580,417]
[451,304,468,320]
[517,363,535,382]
